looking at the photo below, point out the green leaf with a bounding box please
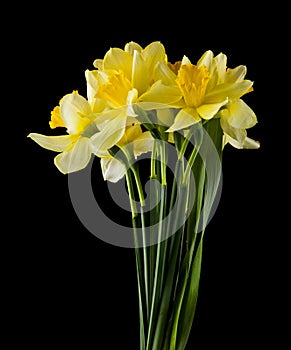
[176,238,203,350]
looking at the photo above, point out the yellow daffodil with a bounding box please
[100,123,154,182]
[86,41,181,116]
[197,51,259,148]
[166,50,259,148]
[28,92,127,174]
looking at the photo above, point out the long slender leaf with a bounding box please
[176,238,203,350]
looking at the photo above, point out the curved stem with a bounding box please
[125,171,145,350]
[131,165,149,322]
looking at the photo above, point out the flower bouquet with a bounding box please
[28,41,259,349]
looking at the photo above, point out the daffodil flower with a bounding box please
[86,41,181,118]
[197,50,259,148]
[167,50,259,148]
[28,92,127,174]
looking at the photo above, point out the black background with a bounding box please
[6,3,288,349]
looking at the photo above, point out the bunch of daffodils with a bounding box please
[28,41,259,350]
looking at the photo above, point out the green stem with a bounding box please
[146,141,168,350]
[131,164,149,324]
[149,139,159,314]
[151,184,188,350]
[125,171,146,350]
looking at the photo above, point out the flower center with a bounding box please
[49,106,65,129]
[95,71,132,107]
[176,64,210,107]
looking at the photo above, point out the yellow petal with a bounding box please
[94,108,123,129]
[154,61,177,85]
[225,65,247,83]
[91,114,127,155]
[181,55,191,65]
[93,59,103,69]
[118,123,142,146]
[54,137,92,174]
[167,108,201,132]
[204,80,253,103]
[214,52,227,83]
[156,108,176,127]
[196,99,228,120]
[132,50,150,94]
[85,69,107,102]
[140,80,182,105]
[138,101,178,110]
[142,41,166,76]
[103,47,133,80]
[133,131,154,158]
[197,50,214,71]
[126,88,139,116]
[28,133,75,152]
[124,41,143,54]
[220,114,246,143]
[100,157,126,183]
[222,98,257,129]
[225,134,260,149]
[60,93,91,134]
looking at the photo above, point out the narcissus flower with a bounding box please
[166,50,259,148]
[86,41,181,116]
[28,92,126,174]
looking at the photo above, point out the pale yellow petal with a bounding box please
[103,48,133,80]
[142,41,166,76]
[137,101,178,110]
[60,93,91,134]
[85,69,99,101]
[224,98,258,129]
[156,108,176,127]
[118,124,142,146]
[167,108,201,132]
[204,80,253,103]
[214,52,227,83]
[197,50,214,71]
[225,65,247,83]
[181,55,191,65]
[93,59,103,69]
[132,50,150,94]
[225,134,260,149]
[90,98,109,114]
[100,157,126,183]
[140,80,182,105]
[28,133,75,152]
[124,41,143,54]
[153,61,177,85]
[94,108,123,129]
[220,113,246,143]
[133,131,154,158]
[196,99,228,120]
[127,88,139,105]
[54,137,91,174]
[85,69,108,102]
[91,114,127,155]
